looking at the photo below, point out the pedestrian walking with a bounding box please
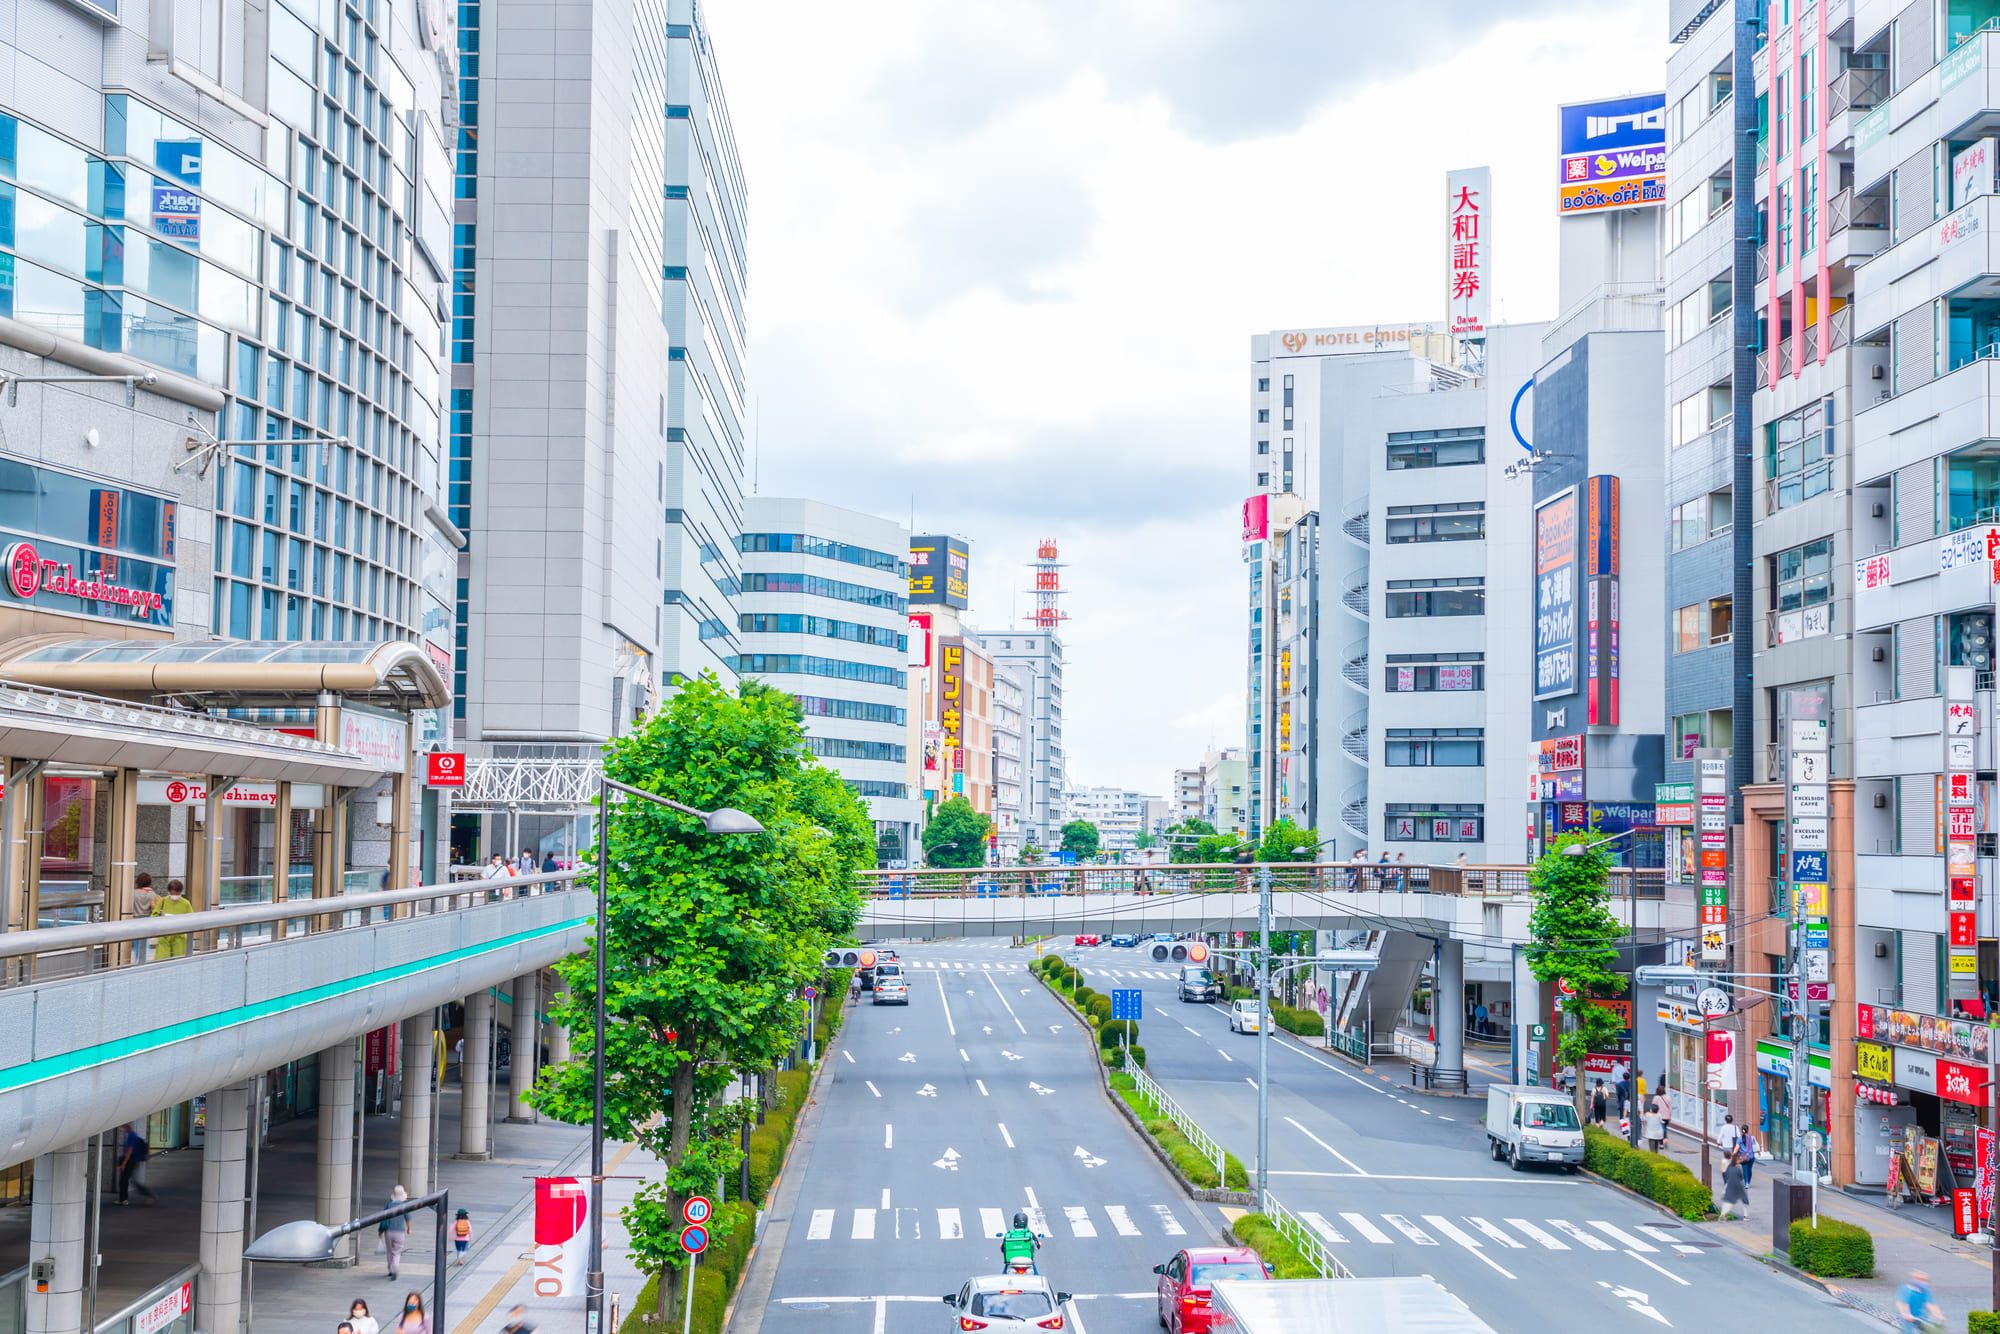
[452,1208,472,1265]
[1590,1080,1609,1125]
[499,1305,537,1334]
[541,851,560,874]
[517,848,536,876]
[377,1185,410,1280]
[115,1121,154,1204]
[1347,849,1366,889]
[130,872,157,963]
[1721,1112,1740,1158]
[152,879,193,959]
[1739,1125,1761,1186]
[1392,850,1408,890]
[1897,1269,1944,1334]
[1720,1141,1751,1218]
[392,1290,430,1334]
[345,1300,380,1334]
[1654,1080,1673,1141]
[1614,1067,1631,1118]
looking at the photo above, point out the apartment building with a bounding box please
[991,660,1029,857]
[1173,767,1205,824]
[1063,785,1159,856]
[1200,746,1250,837]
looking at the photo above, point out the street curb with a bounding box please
[1032,965,1255,1208]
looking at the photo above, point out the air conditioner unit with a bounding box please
[1871,646,1887,661]
[1873,792,1890,808]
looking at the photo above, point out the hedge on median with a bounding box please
[1230,1213,1317,1279]
[1788,1217,1874,1278]
[1969,1313,2000,1334]
[745,1066,814,1205]
[1107,1070,1246,1189]
[1270,1003,1324,1037]
[1581,1125,1715,1221]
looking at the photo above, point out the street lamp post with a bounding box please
[246,1189,450,1329]
[587,775,763,1334]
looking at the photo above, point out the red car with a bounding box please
[1073,933,1101,946]
[1152,1246,1270,1332]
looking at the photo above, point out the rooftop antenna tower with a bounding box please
[1028,539,1069,631]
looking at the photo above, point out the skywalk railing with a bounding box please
[859,862,1664,900]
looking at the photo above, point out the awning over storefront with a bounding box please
[0,637,450,710]
[0,681,384,785]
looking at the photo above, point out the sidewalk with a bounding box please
[0,1076,590,1332]
[1646,1127,1991,1326]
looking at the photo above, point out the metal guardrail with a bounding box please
[859,862,1665,900]
[1262,1191,1356,1279]
[1327,1027,1367,1061]
[1127,1061,1228,1186]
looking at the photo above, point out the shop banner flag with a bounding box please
[1980,1128,1997,1221]
[534,1176,591,1299]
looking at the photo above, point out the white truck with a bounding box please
[1485,1083,1585,1171]
[1208,1277,1496,1332]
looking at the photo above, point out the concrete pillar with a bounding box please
[317,1041,358,1265]
[197,1081,252,1334]
[24,1140,86,1334]
[546,976,570,1067]
[508,970,540,1122]
[399,1012,435,1194]
[1436,938,1466,1088]
[459,990,493,1159]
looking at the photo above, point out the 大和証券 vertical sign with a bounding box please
[1445,167,1490,338]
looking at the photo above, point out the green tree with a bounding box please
[1165,818,1218,864]
[1192,831,1247,864]
[527,675,870,1319]
[1132,831,1157,851]
[923,795,992,867]
[1060,819,1101,860]
[1257,817,1322,863]
[1018,841,1045,865]
[1523,830,1627,1096]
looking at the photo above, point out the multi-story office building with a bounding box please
[457,0,747,805]
[991,660,1028,856]
[984,629,1066,846]
[1063,785,1158,856]
[1244,321,1452,837]
[939,633,996,819]
[1308,325,1542,866]
[1200,746,1250,838]
[1245,499,1321,835]
[735,496,920,858]
[1172,767,1205,824]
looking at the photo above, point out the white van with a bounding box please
[1485,1083,1584,1171]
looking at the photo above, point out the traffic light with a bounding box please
[824,948,878,968]
[1150,941,1199,963]
[1187,942,1209,964]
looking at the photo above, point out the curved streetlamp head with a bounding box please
[244,1218,338,1263]
[700,807,765,836]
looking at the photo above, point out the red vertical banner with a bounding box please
[533,1177,591,1298]
[1977,1127,1997,1221]
[1956,1188,1978,1237]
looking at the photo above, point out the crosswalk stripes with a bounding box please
[1064,1206,1096,1238]
[1340,1212,1394,1244]
[1105,1206,1141,1237]
[979,1208,1005,1240]
[1151,1204,1185,1237]
[1635,1224,1702,1255]
[1588,1221,1656,1252]
[1381,1214,1438,1245]
[851,1210,876,1240]
[1503,1218,1568,1250]
[1300,1211,1347,1245]
[807,1209,834,1241]
[938,1208,964,1241]
[1546,1219,1614,1251]
[1464,1216,1523,1249]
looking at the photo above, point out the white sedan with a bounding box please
[941,1274,1074,1330]
[1228,998,1262,1034]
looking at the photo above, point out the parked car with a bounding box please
[1227,998,1262,1034]
[1178,967,1223,1003]
[1153,1246,1270,1333]
[1073,933,1102,947]
[1109,933,1139,948]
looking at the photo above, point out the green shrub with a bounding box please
[1968,1312,2000,1334]
[745,1128,781,1204]
[1615,1151,1656,1197]
[1126,1045,1146,1068]
[1789,1218,1874,1278]
[706,1201,755,1297]
[1107,1070,1136,1093]
[1086,994,1114,1025]
[1272,1004,1324,1037]
[1653,1168,1716,1222]
[1580,1125,1713,1220]
[1583,1124,1629,1175]
[1098,1019,1137,1048]
[1231,1213,1317,1279]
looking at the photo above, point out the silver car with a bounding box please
[941,1274,1073,1330]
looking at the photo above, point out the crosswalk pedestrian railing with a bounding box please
[1127,1062,1226,1185]
[1262,1192,1356,1279]
[1327,1027,1367,1061]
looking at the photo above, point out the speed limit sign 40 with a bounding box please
[682,1195,713,1227]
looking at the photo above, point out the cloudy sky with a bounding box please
[705,0,1660,797]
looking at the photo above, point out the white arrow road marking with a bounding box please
[1588,1221,1657,1252]
[884,1124,893,1149]
[998,1123,1015,1148]
[899,1052,917,1063]
[1048,1024,1063,1033]
[1300,1212,1347,1245]
[1151,1205,1186,1236]
[1599,1280,1673,1324]
[1064,1206,1096,1238]
[1464,1216,1523,1249]
[807,1209,834,1240]
[1074,1145,1106,1168]
[1382,1214,1437,1245]
[1425,1215,1516,1280]
[933,1147,961,1171]
[983,1026,994,1035]
[1549,1219,1614,1251]
[1105,1206,1140,1237]
[892,1027,901,1034]
[1002,1050,1024,1061]
[1635,1225,1702,1255]
[916,1084,938,1097]
[852,1209,876,1239]
[1340,1213,1394,1244]
[865,1081,881,1098]
[938,1208,963,1240]
[980,1208,1006,1239]
[1504,1218,1568,1250]
[1028,1082,1055,1096]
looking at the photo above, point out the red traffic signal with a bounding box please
[1187,942,1209,963]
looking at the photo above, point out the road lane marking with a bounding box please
[807,1209,833,1240]
[983,966,1029,1033]
[1283,1115,1368,1175]
[1635,1225,1702,1254]
[1182,1025,1201,1035]
[1625,1249,1691,1286]
[852,1209,876,1240]
[1065,1206,1096,1238]
[884,1124,893,1149]
[1105,1206,1140,1236]
[938,1207,963,1240]
[1217,1048,1233,1062]
[1300,1211,1347,1244]
[1547,1219,1613,1251]
[1503,1218,1569,1249]
[1382,1214,1437,1245]
[1464,1216,1523,1248]
[881,1187,891,1209]
[1340,1212,1394,1244]
[980,1207,1005,1238]
[1425,1215,1516,1279]
[865,1081,881,1098]
[1152,1205,1186,1236]
[873,1295,886,1334]
[960,1048,970,1062]
[1246,1077,1257,1090]
[843,1050,855,1064]
[937,970,957,1036]
[1588,1221,1657,1252]
[1267,1170,1571,1183]
[976,1079,989,1097]
[998,1122,1015,1149]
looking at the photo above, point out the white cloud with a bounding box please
[707,0,1661,795]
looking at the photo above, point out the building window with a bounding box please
[1764,398,1834,511]
[1383,502,1484,543]
[1947,444,2000,530]
[1770,538,1833,643]
[737,532,901,572]
[805,735,907,764]
[1257,472,1269,487]
[738,612,905,650]
[1671,708,1734,760]
[1384,577,1484,618]
[1676,597,1733,651]
[1383,803,1484,842]
[1256,440,1269,455]
[1672,382,1732,447]
[1667,275,1731,345]
[1382,652,1484,691]
[1257,378,1269,392]
[796,695,907,725]
[1385,427,1484,470]
[1256,409,1269,422]
[739,571,905,612]
[1384,728,1484,767]
[730,654,906,687]
[1671,487,1733,550]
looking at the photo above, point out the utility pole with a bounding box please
[1257,859,1272,1213]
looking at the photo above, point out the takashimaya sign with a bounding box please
[4,540,165,618]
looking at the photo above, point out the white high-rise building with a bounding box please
[1063,786,1159,856]
[990,660,1029,857]
[736,497,921,859]
[983,630,1066,847]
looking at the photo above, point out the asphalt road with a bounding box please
[1062,942,1880,1331]
[749,938,1227,1334]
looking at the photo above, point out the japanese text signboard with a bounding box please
[1557,93,1667,214]
[1534,490,1578,699]
[1445,167,1490,338]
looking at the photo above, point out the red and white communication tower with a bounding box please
[1028,539,1069,630]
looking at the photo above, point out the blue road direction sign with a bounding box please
[1112,988,1143,1022]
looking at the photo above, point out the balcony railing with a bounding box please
[1828,67,1889,119]
[1830,304,1853,351]
[1756,348,1771,388]
[1757,246,1771,282]
[1829,188,1889,234]
[1804,324,1820,363]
